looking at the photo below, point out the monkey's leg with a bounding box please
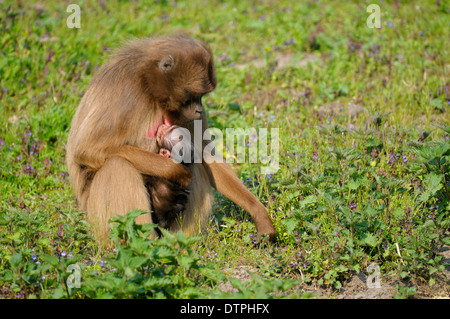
[204,162,276,241]
[86,156,153,244]
[168,164,213,237]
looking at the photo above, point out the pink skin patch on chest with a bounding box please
[147,116,172,138]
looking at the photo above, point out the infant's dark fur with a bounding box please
[146,125,194,233]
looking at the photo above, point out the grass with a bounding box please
[0,0,449,299]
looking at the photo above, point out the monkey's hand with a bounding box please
[205,161,276,243]
[167,163,192,188]
[159,148,172,158]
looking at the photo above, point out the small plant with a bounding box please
[79,210,222,299]
[394,285,417,299]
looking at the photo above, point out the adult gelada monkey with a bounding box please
[66,36,276,244]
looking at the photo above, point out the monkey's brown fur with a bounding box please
[66,36,275,244]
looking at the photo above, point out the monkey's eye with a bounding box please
[182,96,202,108]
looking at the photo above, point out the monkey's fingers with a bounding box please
[204,162,276,241]
[159,148,172,158]
[255,222,277,243]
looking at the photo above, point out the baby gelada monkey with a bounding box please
[147,124,194,233]
[156,124,194,164]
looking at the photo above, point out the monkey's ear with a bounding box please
[158,55,175,73]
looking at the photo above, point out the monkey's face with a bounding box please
[162,96,204,128]
[179,96,204,120]
[143,36,216,123]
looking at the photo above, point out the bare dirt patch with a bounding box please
[235,52,318,71]
[218,255,449,299]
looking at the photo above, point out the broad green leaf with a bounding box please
[0,270,13,282]
[282,217,298,234]
[348,179,361,190]
[38,237,51,247]
[365,205,378,218]
[52,287,65,299]
[392,207,404,220]
[335,265,348,272]
[421,220,435,229]
[9,253,23,268]
[360,232,380,247]
[423,173,443,193]
[176,255,195,270]
[128,256,148,269]
[299,195,318,208]
[40,254,59,266]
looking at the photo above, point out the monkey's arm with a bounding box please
[74,143,191,188]
[110,145,192,187]
[204,162,275,240]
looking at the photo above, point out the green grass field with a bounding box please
[0,0,449,299]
